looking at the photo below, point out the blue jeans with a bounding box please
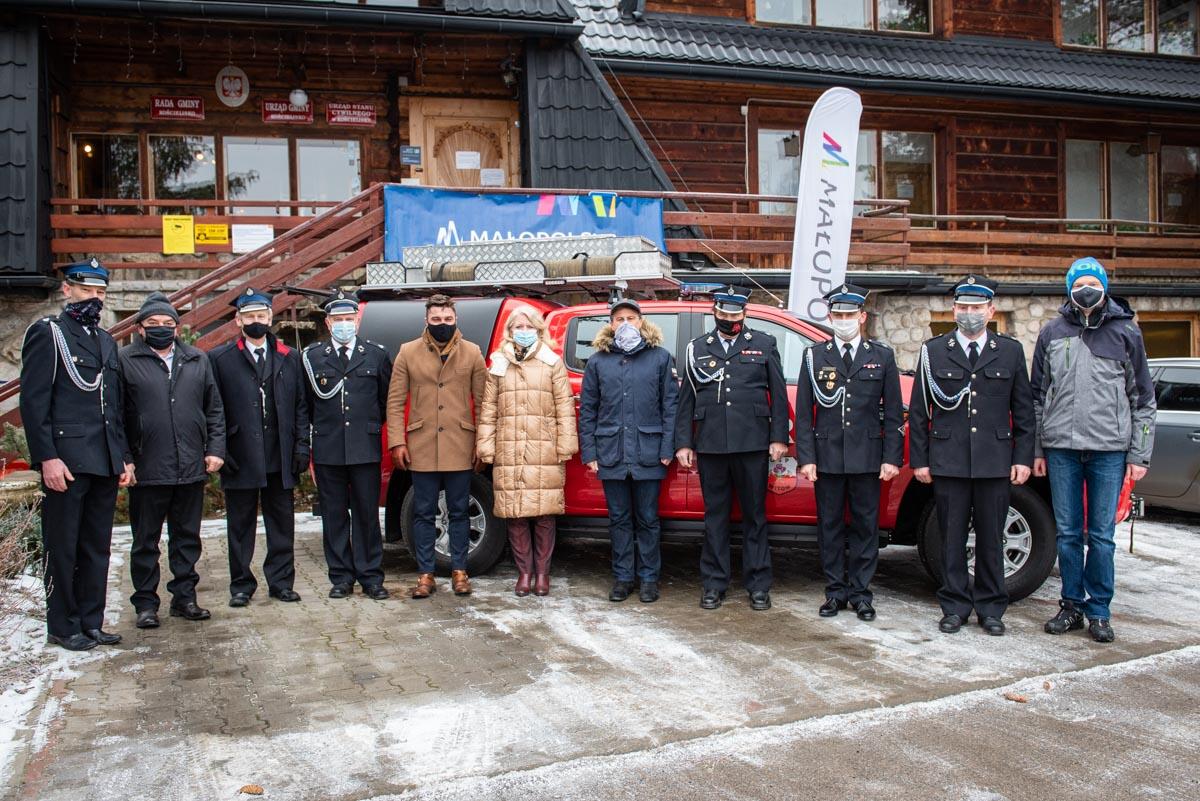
[602,477,662,583]
[410,470,473,573]
[1045,449,1126,620]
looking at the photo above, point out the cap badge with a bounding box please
[967,276,976,285]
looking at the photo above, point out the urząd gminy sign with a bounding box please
[383,185,665,261]
[787,87,864,321]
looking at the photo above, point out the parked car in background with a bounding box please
[1139,358,1200,514]
[356,284,1061,601]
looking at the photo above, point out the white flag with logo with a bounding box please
[787,87,863,321]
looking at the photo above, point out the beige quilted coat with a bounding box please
[476,340,578,519]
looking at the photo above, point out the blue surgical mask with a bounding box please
[613,322,643,353]
[513,329,538,348]
[330,321,356,344]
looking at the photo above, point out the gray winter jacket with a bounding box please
[1030,297,1155,465]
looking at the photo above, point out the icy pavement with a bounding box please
[2,513,1198,801]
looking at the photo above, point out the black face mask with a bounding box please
[1071,285,1105,311]
[142,326,176,350]
[428,323,457,343]
[715,317,743,337]
[65,297,103,328]
[242,322,271,340]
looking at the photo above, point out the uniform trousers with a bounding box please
[814,472,880,604]
[129,481,205,611]
[223,471,295,596]
[697,451,771,593]
[41,473,119,637]
[314,462,385,588]
[932,475,1010,620]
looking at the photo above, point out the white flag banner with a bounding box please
[787,87,863,321]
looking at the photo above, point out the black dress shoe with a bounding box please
[228,593,251,608]
[749,591,772,611]
[639,582,660,603]
[700,589,725,610]
[852,600,876,621]
[1088,618,1115,643]
[979,616,1006,636]
[47,633,98,651]
[362,585,390,601]
[170,601,211,621]
[135,609,160,629]
[939,613,964,633]
[269,588,302,603]
[819,598,847,617]
[84,628,122,645]
[328,584,353,599]
[609,581,635,602]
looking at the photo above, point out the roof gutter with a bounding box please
[594,56,1200,114]
[21,0,584,38]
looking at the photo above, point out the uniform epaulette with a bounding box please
[367,340,387,351]
[303,341,324,352]
[995,331,1018,341]
[867,339,892,350]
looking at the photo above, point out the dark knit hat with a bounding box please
[136,292,180,323]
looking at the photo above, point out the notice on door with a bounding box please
[454,150,481,170]
[232,224,275,254]
[162,215,195,254]
[194,223,229,245]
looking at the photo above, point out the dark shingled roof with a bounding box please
[524,41,674,192]
[573,0,1200,106]
[445,0,577,21]
[0,21,53,283]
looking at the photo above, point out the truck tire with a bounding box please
[916,483,1056,602]
[399,475,507,575]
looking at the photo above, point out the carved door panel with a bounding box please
[408,98,519,188]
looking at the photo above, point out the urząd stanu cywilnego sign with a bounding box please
[382,185,666,261]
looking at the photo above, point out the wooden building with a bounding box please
[1,0,1199,371]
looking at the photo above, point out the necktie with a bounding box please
[842,343,853,371]
[253,347,265,380]
[339,346,350,371]
[968,341,979,366]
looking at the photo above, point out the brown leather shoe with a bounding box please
[451,570,472,596]
[514,573,532,597]
[410,573,437,599]
[533,574,550,596]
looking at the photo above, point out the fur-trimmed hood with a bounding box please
[591,319,665,353]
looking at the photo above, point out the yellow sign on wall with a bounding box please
[194,223,230,245]
[162,215,195,254]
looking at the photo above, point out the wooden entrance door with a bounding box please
[408,98,520,188]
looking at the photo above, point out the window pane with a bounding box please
[856,130,879,213]
[298,139,362,215]
[816,0,871,28]
[1109,143,1150,223]
[757,129,801,215]
[1065,139,1104,221]
[1158,0,1199,55]
[1162,145,1200,226]
[150,135,215,212]
[882,131,934,215]
[1061,0,1101,46]
[1144,325,1194,362]
[878,0,931,31]
[1107,0,1150,50]
[224,136,290,215]
[756,0,810,24]
[74,134,140,212]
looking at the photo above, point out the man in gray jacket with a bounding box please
[1031,257,1155,644]
[120,293,226,628]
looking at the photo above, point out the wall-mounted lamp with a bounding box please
[289,88,309,108]
[782,133,800,158]
[500,56,521,90]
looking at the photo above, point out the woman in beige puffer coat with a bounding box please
[476,305,578,597]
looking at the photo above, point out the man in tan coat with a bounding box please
[387,294,487,598]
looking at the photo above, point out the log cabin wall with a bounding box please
[642,0,746,18]
[952,0,1055,40]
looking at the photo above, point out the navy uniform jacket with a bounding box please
[209,334,310,490]
[674,327,790,454]
[302,338,392,466]
[908,331,1036,479]
[20,312,128,477]
[796,338,904,474]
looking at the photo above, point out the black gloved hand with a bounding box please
[292,453,310,479]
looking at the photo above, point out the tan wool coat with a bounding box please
[476,339,579,519]
[386,331,487,473]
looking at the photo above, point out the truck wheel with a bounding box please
[399,475,507,575]
[916,484,1056,602]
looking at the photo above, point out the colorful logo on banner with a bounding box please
[382,185,664,261]
[820,133,849,167]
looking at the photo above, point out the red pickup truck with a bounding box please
[358,292,1058,601]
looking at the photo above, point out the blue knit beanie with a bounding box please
[1065,257,1108,294]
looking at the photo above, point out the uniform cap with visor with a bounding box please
[60,258,109,287]
[824,283,868,312]
[320,289,360,316]
[230,287,273,314]
[712,285,750,314]
[952,274,997,305]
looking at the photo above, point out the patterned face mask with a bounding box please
[65,297,103,327]
[613,322,643,352]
